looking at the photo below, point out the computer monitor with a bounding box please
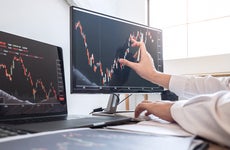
[70,6,163,94]
[0,31,67,119]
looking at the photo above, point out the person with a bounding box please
[118,38,230,147]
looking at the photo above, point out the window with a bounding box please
[149,0,230,60]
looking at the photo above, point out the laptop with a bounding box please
[0,31,130,135]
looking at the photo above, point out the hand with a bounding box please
[119,37,157,82]
[135,100,175,122]
[118,37,171,89]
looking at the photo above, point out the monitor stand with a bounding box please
[104,94,120,114]
[92,94,120,116]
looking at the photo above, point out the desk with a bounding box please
[0,127,227,150]
[113,112,229,150]
[0,114,228,150]
[0,128,194,150]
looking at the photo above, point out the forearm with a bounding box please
[148,71,171,89]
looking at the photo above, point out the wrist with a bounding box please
[149,71,171,89]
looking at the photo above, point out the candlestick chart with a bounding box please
[74,20,156,87]
[0,39,63,105]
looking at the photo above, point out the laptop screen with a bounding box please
[0,31,67,120]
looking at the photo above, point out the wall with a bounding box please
[0,0,147,115]
[164,54,230,75]
[67,0,147,23]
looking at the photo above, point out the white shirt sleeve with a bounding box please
[169,75,230,147]
[169,75,230,99]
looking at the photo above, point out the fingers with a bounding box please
[119,37,154,81]
[118,58,136,69]
[134,100,152,118]
[118,38,147,69]
[130,38,140,47]
[130,38,147,54]
[134,102,150,118]
[130,38,152,66]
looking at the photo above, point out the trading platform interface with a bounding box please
[0,31,66,118]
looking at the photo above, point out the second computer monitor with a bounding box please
[70,6,164,94]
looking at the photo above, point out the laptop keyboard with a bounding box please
[0,126,30,138]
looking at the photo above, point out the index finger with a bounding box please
[130,38,149,60]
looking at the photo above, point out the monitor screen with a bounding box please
[0,31,67,119]
[70,6,164,93]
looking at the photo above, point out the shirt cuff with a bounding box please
[170,100,187,123]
